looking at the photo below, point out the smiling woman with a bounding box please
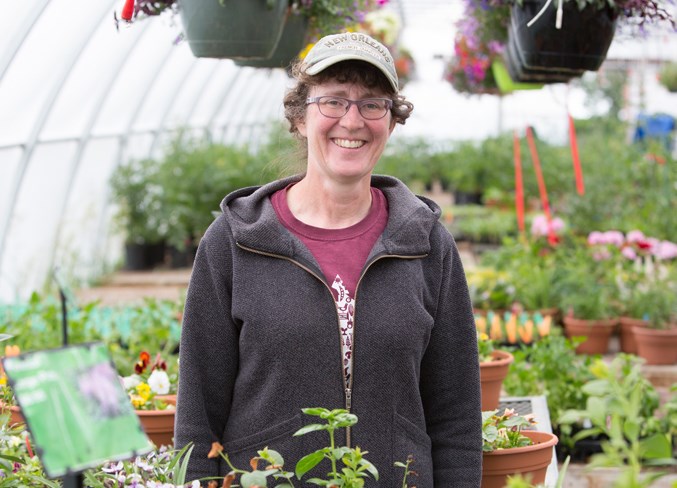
[174,31,483,487]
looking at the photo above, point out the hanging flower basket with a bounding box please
[235,12,309,69]
[503,33,581,84]
[177,0,289,59]
[509,0,618,73]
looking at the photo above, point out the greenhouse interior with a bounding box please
[1,0,676,486]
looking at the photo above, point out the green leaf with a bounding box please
[639,433,672,460]
[587,396,607,427]
[295,450,326,479]
[302,407,330,417]
[241,470,272,487]
[294,423,328,437]
[332,447,352,460]
[259,447,285,467]
[583,379,610,396]
[622,418,640,442]
[360,458,379,480]
[170,442,195,484]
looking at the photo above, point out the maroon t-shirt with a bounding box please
[271,185,389,387]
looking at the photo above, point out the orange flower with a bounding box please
[208,441,224,459]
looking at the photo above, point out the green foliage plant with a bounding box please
[559,355,674,488]
[502,333,595,449]
[109,157,165,245]
[556,243,620,320]
[293,407,379,487]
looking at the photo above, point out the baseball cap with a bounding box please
[302,32,399,92]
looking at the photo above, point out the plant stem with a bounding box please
[328,427,338,481]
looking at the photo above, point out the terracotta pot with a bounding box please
[0,401,25,426]
[618,316,649,354]
[633,325,677,365]
[480,350,514,411]
[482,430,558,488]
[137,396,176,447]
[563,317,618,355]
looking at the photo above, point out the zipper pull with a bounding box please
[345,388,352,410]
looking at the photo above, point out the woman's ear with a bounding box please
[297,119,307,138]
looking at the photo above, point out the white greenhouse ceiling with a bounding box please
[0,0,676,301]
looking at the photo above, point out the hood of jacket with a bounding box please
[220,174,442,261]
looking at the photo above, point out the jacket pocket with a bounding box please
[221,413,304,458]
[393,412,433,487]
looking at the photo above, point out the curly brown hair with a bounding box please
[283,59,414,140]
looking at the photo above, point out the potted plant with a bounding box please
[558,244,620,355]
[109,157,167,270]
[121,351,178,447]
[632,273,677,365]
[481,408,558,488]
[505,0,674,77]
[477,329,514,410]
[0,344,24,426]
[116,0,386,61]
[658,61,677,93]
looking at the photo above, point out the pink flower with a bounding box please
[625,230,646,243]
[622,246,638,260]
[603,231,625,247]
[588,231,604,245]
[653,240,677,260]
[531,214,564,237]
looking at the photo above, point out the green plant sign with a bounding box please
[2,343,152,478]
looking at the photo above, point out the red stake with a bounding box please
[525,126,557,245]
[513,130,525,234]
[568,114,585,195]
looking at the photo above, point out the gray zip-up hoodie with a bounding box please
[175,175,482,486]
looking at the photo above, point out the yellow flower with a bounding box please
[130,394,146,409]
[0,375,6,386]
[135,382,151,401]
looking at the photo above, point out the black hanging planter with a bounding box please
[503,33,580,84]
[178,0,288,59]
[235,12,309,69]
[510,0,618,73]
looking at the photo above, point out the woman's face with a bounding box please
[297,80,396,186]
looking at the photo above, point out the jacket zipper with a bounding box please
[237,242,427,448]
[345,252,427,448]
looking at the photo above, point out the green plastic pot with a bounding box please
[235,12,309,69]
[178,0,288,59]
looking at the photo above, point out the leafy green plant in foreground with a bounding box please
[294,407,379,487]
[559,355,674,488]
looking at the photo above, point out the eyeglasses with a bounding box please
[306,96,393,120]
